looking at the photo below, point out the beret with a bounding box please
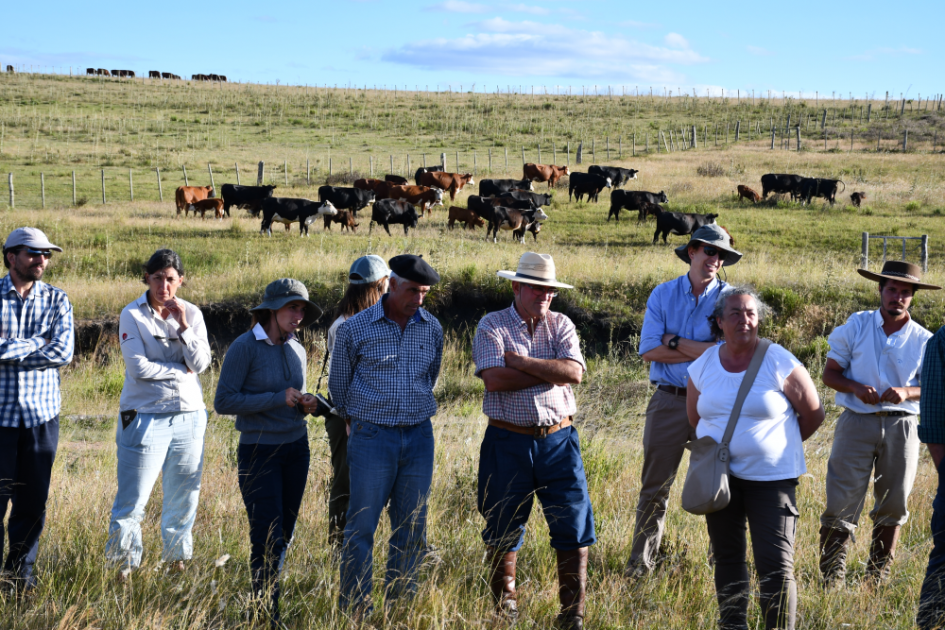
[389,254,440,285]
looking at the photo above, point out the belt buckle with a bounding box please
[534,425,551,439]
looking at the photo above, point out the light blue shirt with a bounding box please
[639,274,726,388]
[826,309,931,415]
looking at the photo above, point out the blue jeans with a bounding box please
[237,436,310,625]
[918,457,945,629]
[339,419,434,614]
[477,424,597,552]
[0,417,59,586]
[106,410,207,569]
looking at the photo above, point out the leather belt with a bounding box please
[870,410,911,417]
[657,384,687,397]
[488,417,573,438]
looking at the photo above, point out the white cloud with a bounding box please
[508,3,551,14]
[664,33,689,49]
[427,0,488,12]
[382,19,707,82]
[746,45,773,56]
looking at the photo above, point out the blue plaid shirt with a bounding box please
[328,296,443,426]
[920,327,945,444]
[0,274,75,428]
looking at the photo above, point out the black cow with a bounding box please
[317,186,375,215]
[569,172,612,202]
[221,184,277,217]
[370,199,419,235]
[798,178,845,205]
[414,166,443,185]
[608,190,669,221]
[479,178,535,198]
[760,173,805,200]
[654,212,718,244]
[589,165,639,188]
[259,198,338,236]
[489,207,550,244]
[385,174,409,185]
[148,71,160,79]
[504,190,553,207]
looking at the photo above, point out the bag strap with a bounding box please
[315,334,330,392]
[720,338,773,448]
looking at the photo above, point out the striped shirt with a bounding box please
[328,296,443,426]
[472,304,586,427]
[0,274,75,428]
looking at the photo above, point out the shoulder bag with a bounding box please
[680,338,772,515]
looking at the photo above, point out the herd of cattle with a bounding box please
[169,163,865,246]
[82,68,223,81]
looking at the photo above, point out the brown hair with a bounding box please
[250,309,272,330]
[335,277,388,320]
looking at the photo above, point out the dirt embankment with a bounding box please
[74,286,640,361]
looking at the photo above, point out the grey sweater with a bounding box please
[214,330,308,445]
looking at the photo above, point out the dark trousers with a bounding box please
[477,424,596,552]
[918,457,945,629]
[237,436,310,624]
[0,417,59,586]
[705,476,798,630]
[324,415,350,547]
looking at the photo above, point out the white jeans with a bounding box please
[105,409,207,569]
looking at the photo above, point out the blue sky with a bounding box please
[2,0,941,99]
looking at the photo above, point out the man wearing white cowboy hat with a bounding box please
[819,260,940,587]
[472,252,594,630]
[626,222,742,578]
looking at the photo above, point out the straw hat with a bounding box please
[857,260,941,290]
[497,252,573,289]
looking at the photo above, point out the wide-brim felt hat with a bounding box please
[497,252,574,289]
[857,260,941,290]
[251,278,324,326]
[674,223,742,267]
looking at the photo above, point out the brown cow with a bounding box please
[418,172,476,201]
[736,185,761,203]
[387,185,446,214]
[175,186,214,216]
[850,192,867,207]
[323,209,359,233]
[354,178,386,193]
[385,174,409,185]
[523,163,570,189]
[447,206,486,230]
[188,198,225,219]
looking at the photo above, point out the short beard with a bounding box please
[13,262,44,283]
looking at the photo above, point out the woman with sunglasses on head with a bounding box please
[106,249,212,579]
[214,279,323,628]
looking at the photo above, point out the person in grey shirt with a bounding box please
[214,278,323,628]
[106,249,211,578]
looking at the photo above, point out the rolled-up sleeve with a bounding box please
[920,330,945,444]
[638,286,666,356]
[553,317,586,372]
[472,317,505,376]
[826,318,856,368]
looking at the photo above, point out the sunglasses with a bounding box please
[21,248,52,259]
[701,246,728,261]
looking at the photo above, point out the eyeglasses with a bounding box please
[701,246,728,261]
[21,248,52,259]
[525,284,558,297]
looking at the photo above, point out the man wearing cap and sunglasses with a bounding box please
[330,254,443,617]
[626,223,741,579]
[0,227,74,595]
[472,252,594,629]
[819,260,939,587]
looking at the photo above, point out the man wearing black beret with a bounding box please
[329,254,444,618]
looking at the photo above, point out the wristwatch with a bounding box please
[668,335,681,350]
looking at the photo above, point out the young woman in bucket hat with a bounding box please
[214,278,323,628]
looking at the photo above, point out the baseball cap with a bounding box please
[3,227,62,252]
[349,255,390,285]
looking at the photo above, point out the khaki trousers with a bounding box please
[820,409,920,533]
[629,388,695,571]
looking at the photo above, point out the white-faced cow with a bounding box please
[259,198,338,236]
[589,165,639,188]
[489,207,549,244]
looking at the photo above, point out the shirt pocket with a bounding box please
[360,343,398,372]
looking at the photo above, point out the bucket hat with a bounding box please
[674,223,742,267]
[250,278,323,326]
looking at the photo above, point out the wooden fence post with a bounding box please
[257,161,264,186]
[441,153,447,170]
[73,171,77,205]
[505,147,508,169]
[156,168,163,202]
[521,146,526,165]
[7,173,12,208]
[771,127,776,150]
[796,126,801,152]
[692,125,697,149]
[537,144,541,164]
[606,137,610,159]
[422,153,426,168]
[407,155,411,175]
[455,151,459,171]
[390,155,394,175]
[369,156,373,178]
[473,153,477,175]
[903,129,908,152]
[553,142,557,164]
[618,137,622,158]
[329,157,333,178]
[235,163,241,185]
[207,163,214,190]
[867,103,871,122]
[41,173,45,208]
[101,169,106,204]
[824,128,828,151]
[488,148,492,171]
[577,142,584,163]
[861,232,869,268]
[566,142,570,165]
[182,165,188,186]
[287,159,291,185]
[922,235,929,272]
[632,132,636,157]
[128,169,133,201]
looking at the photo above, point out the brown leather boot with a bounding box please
[819,526,852,588]
[486,547,518,622]
[555,548,588,630]
[867,525,901,582]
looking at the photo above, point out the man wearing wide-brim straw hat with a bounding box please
[819,260,941,588]
[471,252,595,630]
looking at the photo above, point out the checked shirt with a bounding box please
[920,326,945,444]
[328,296,443,427]
[0,274,75,428]
[472,304,586,427]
